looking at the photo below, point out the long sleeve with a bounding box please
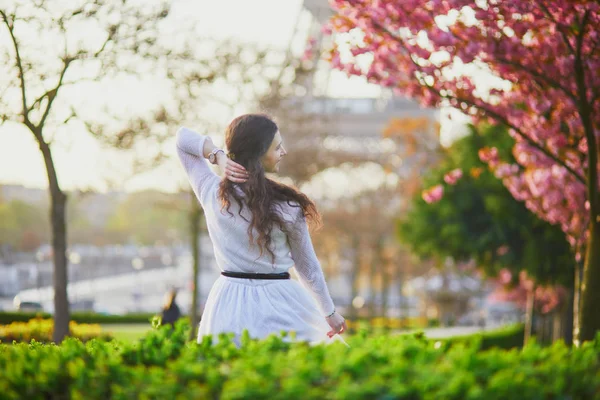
[287,211,335,317]
[176,127,219,204]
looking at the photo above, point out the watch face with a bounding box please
[208,153,215,163]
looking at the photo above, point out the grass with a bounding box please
[100,323,152,342]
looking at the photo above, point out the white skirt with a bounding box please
[197,275,346,346]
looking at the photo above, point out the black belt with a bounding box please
[221,271,290,280]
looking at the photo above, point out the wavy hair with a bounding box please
[218,114,321,263]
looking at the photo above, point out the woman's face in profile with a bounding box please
[261,131,287,173]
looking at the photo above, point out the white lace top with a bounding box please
[176,127,336,316]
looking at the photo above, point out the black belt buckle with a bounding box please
[221,271,290,280]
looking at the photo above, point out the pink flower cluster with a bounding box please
[420,167,463,202]
[302,37,318,62]
[324,0,599,264]
[443,168,463,185]
[422,184,444,204]
[488,269,567,314]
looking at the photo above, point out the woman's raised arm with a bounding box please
[176,127,220,203]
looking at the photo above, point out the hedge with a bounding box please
[437,323,525,350]
[0,311,156,325]
[0,321,598,399]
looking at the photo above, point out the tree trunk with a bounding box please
[524,287,535,346]
[188,194,202,342]
[349,234,361,323]
[368,240,379,318]
[573,258,584,346]
[381,258,389,320]
[552,310,562,344]
[38,138,69,343]
[562,288,574,346]
[579,218,600,343]
[572,22,599,345]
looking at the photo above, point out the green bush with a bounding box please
[440,323,525,350]
[0,311,156,325]
[0,321,598,399]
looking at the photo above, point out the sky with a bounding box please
[0,0,467,195]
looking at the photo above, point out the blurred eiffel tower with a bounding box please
[264,0,441,187]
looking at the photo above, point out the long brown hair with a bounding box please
[218,114,321,263]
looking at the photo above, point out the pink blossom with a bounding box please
[323,1,599,295]
[498,268,512,284]
[478,147,499,163]
[443,168,463,185]
[496,245,510,256]
[422,184,444,204]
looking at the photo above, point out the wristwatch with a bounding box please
[208,149,224,164]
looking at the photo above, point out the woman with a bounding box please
[176,113,347,345]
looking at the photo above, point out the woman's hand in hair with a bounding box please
[217,152,249,183]
[326,311,347,338]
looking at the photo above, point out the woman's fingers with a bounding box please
[327,322,347,338]
[226,165,249,177]
[228,160,248,173]
[225,165,248,175]
[231,160,246,169]
[227,173,247,182]
[225,168,248,183]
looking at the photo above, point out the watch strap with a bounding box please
[209,148,224,164]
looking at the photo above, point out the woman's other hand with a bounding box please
[217,152,249,183]
[326,311,347,338]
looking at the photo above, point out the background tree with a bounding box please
[398,124,575,343]
[324,0,599,343]
[0,200,48,252]
[105,190,186,246]
[0,1,175,342]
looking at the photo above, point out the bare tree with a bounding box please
[0,1,178,342]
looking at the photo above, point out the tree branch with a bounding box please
[494,56,577,102]
[1,10,29,124]
[421,5,578,102]
[363,16,588,185]
[28,76,100,113]
[93,33,112,58]
[437,88,587,184]
[37,57,71,129]
[534,0,576,54]
[573,10,599,216]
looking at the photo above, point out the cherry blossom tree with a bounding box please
[324,0,599,344]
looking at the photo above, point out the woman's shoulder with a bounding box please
[274,201,304,223]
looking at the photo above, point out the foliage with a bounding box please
[105,190,188,246]
[399,125,575,289]
[440,323,525,351]
[0,320,598,399]
[0,189,195,248]
[0,200,48,252]
[0,318,111,343]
